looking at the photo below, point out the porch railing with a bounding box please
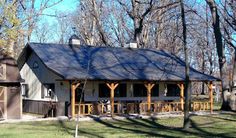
[75,103,93,115]
[74,101,211,116]
[129,102,182,114]
[74,103,122,116]
[191,101,210,111]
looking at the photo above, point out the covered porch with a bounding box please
[70,81,214,117]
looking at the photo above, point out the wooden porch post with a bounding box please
[209,81,213,113]
[106,83,119,117]
[177,83,184,111]
[71,82,80,118]
[144,83,155,114]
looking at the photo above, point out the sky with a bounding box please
[45,0,78,12]
[38,0,78,23]
[31,0,78,42]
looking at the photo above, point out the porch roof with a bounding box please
[18,43,220,82]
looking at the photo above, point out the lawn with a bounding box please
[0,112,236,138]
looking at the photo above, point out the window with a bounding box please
[21,84,29,98]
[166,84,180,97]
[41,83,55,99]
[99,83,110,97]
[114,84,126,97]
[151,85,159,97]
[133,84,147,97]
[99,83,127,98]
[133,84,159,97]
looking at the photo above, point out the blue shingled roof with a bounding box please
[18,43,220,82]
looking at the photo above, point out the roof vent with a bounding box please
[69,34,80,46]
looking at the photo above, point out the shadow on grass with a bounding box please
[57,119,103,138]
[96,114,236,137]
[189,118,234,138]
[89,115,176,138]
[50,112,236,138]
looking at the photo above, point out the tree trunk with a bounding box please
[132,0,141,47]
[230,47,236,110]
[91,0,109,46]
[180,0,191,129]
[201,51,205,95]
[206,0,232,110]
[201,4,209,95]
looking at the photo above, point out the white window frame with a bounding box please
[21,83,29,98]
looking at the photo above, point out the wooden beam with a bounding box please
[144,83,155,114]
[74,83,81,89]
[209,81,213,113]
[206,83,211,89]
[2,87,7,119]
[20,87,22,119]
[177,84,181,89]
[0,87,7,119]
[106,83,119,117]
[180,83,184,111]
[71,82,80,118]
[71,84,75,118]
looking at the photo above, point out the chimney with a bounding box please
[69,34,80,46]
[125,40,137,48]
[129,42,137,48]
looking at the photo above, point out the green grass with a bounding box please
[0,113,236,138]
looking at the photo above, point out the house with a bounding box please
[17,37,219,117]
[0,54,22,120]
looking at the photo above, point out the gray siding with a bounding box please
[20,52,70,102]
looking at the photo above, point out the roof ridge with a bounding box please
[29,42,164,51]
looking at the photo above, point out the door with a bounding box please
[0,87,6,119]
[7,87,21,119]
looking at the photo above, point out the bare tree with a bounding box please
[33,22,54,43]
[20,0,63,42]
[72,0,111,46]
[206,0,234,110]
[117,0,170,48]
[0,0,64,57]
[218,0,236,110]
[54,12,73,44]
[180,0,191,129]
